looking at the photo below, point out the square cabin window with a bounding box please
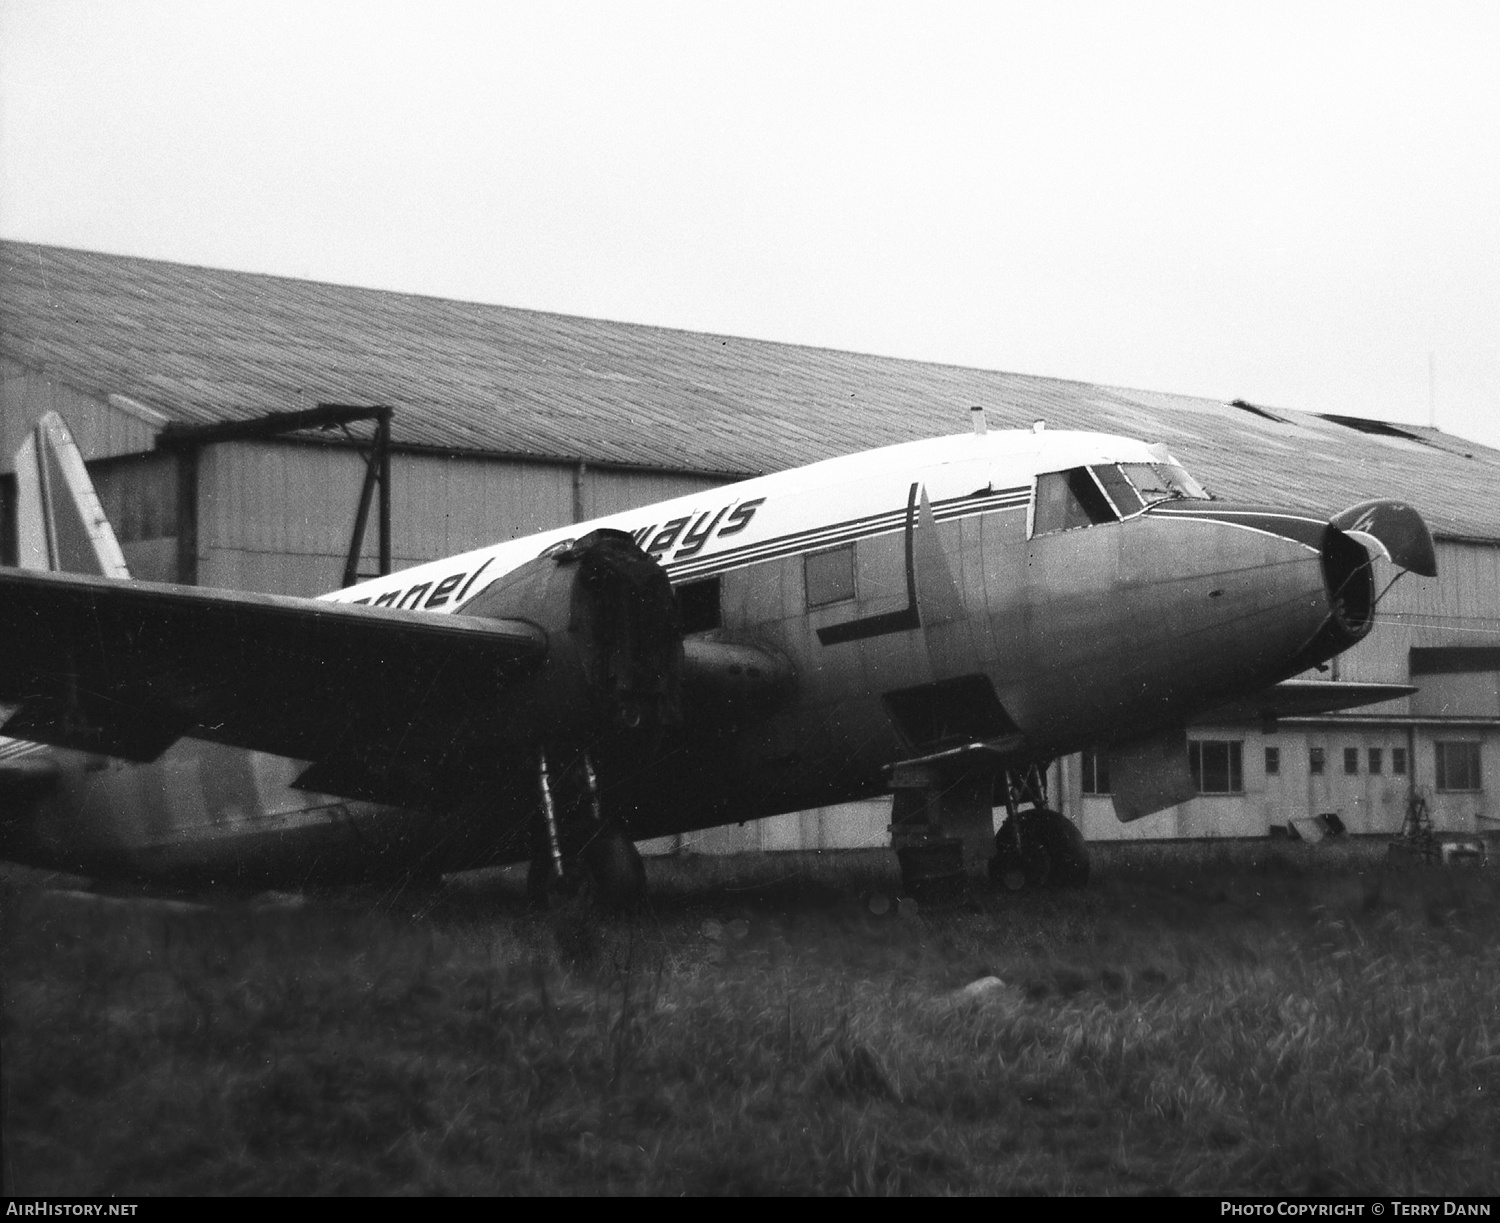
[676,577,721,634]
[1344,747,1360,776]
[1309,746,1325,776]
[1435,741,1482,792]
[1368,748,1383,775]
[804,545,855,608]
[1189,740,1242,794]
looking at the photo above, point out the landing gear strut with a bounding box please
[887,759,1090,901]
[989,764,1089,891]
[526,749,647,911]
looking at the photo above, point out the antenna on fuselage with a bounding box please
[971,406,988,436]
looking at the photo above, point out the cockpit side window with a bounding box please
[1033,468,1119,536]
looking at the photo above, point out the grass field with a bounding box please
[3,839,1498,1196]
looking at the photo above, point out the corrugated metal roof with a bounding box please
[3,239,1499,540]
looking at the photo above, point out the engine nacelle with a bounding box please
[461,529,683,752]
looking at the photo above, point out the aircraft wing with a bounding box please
[0,567,547,767]
[1195,679,1416,724]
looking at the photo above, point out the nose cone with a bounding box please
[1143,500,1381,663]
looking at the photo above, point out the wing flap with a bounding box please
[0,568,546,763]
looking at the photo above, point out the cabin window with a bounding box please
[1368,748,1383,775]
[1264,746,1280,776]
[1309,746,1326,775]
[1435,741,1482,792]
[1189,740,1243,794]
[805,544,855,608]
[1344,747,1360,775]
[1032,468,1118,536]
[1392,747,1408,775]
[1081,748,1111,794]
[676,577,721,633]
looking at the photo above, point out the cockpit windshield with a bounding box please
[1031,458,1211,537]
[1118,461,1209,506]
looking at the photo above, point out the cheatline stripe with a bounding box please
[1148,505,1326,525]
[1140,512,1326,550]
[664,486,1029,581]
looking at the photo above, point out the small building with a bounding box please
[3,240,1498,846]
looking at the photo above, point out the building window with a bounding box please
[1265,746,1280,776]
[1435,741,1482,792]
[1310,747,1325,775]
[1082,748,1111,795]
[1392,747,1407,775]
[1344,747,1360,775]
[1189,740,1243,794]
[1368,748,1383,775]
[804,545,855,608]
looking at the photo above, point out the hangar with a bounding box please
[2,239,1498,851]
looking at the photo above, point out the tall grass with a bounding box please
[2,842,1497,1195]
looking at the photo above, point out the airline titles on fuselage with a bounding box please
[347,497,768,612]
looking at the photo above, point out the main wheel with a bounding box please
[527,823,647,912]
[989,808,1090,891]
[581,822,647,911]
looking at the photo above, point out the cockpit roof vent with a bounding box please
[1228,398,1288,424]
[1317,414,1429,444]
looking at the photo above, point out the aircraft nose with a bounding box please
[1143,499,1387,652]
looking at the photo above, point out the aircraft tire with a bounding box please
[582,823,648,911]
[989,809,1090,891]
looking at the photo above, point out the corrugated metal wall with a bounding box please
[196,441,727,596]
[1314,541,1500,697]
[88,452,181,583]
[0,357,159,472]
[638,799,892,857]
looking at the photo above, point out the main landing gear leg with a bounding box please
[527,749,646,911]
[578,753,646,910]
[989,763,1090,892]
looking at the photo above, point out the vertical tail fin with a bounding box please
[13,411,130,578]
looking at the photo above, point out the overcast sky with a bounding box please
[2,1,1497,450]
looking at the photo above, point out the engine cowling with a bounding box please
[460,529,683,751]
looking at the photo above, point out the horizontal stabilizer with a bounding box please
[1197,679,1416,724]
[0,750,61,809]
